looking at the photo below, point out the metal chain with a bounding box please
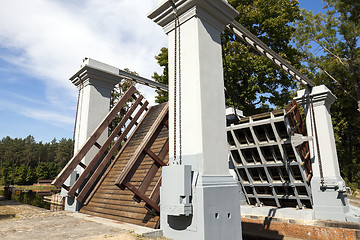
[72,77,84,156]
[309,94,324,186]
[170,0,182,164]
[171,1,178,164]
[178,15,182,164]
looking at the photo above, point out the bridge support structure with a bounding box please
[61,58,120,211]
[295,85,358,222]
[149,1,242,239]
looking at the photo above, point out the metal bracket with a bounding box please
[320,180,348,193]
[285,133,313,147]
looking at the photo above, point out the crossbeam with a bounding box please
[118,69,168,92]
[227,21,315,87]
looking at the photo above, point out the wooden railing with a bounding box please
[52,86,149,202]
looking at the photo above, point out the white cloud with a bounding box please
[0,98,74,128]
[0,0,167,109]
[22,108,74,126]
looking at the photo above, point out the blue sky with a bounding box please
[0,0,325,143]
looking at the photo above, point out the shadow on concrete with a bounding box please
[242,208,284,240]
[263,208,277,230]
[167,215,192,230]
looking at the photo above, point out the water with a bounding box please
[10,191,50,210]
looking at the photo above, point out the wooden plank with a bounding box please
[145,178,161,213]
[82,103,158,205]
[82,205,156,221]
[52,86,137,187]
[115,102,169,187]
[67,96,144,197]
[149,178,161,202]
[80,208,158,228]
[80,103,168,227]
[134,140,169,202]
[125,182,160,213]
[76,101,149,202]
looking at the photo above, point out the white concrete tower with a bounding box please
[62,58,120,211]
[295,85,355,222]
[149,1,242,239]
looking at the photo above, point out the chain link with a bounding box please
[173,10,178,164]
[178,15,182,165]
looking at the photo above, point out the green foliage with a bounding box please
[293,0,360,187]
[109,68,137,134]
[224,0,302,115]
[152,47,169,104]
[0,135,73,185]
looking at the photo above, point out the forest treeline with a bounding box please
[0,135,73,185]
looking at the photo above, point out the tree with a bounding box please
[152,0,303,115]
[109,68,137,134]
[293,0,360,112]
[0,136,73,185]
[223,0,303,115]
[26,166,37,184]
[152,47,168,104]
[293,0,360,187]
[36,162,49,180]
[14,165,27,185]
[55,138,73,169]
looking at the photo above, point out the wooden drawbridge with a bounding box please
[53,86,311,228]
[52,86,169,228]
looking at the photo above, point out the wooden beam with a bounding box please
[67,96,144,197]
[125,182,160,213]
[144,149,167,167]
[78,162,87,169]
[114,103,169,187]
[145,178,161,214]
[94,142,102,149]
[52,86,137,188]
[82,103,153,206]
[134,139,169,203]
[76,101,149,202]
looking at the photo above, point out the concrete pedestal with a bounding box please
[61,58,120,211]
[149,1,242,239]
[161,175,242,240]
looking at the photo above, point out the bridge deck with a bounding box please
[80,103,169,228]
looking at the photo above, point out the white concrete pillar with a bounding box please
[149,1,242,239]
[61,58,120,211]
[295,85,353,221]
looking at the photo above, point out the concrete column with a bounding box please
[295,85,353,221]
[61,58,120,211]
[149,1,242,239]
